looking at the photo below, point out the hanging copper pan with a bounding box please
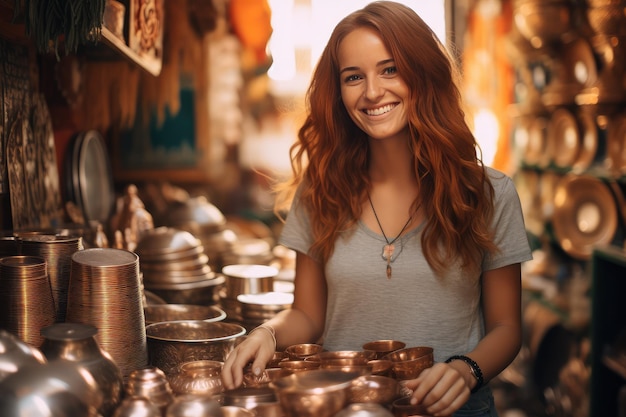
[572,110,599,172]
[547,108,580,168]
[606,113,626,175]
[552,174,618,260]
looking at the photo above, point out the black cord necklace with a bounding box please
[368,195,414,279]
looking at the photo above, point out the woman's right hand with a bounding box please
[221,325,277,390]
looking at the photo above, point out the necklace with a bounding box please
[368,195,414,279]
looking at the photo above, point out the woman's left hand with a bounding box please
[401,361,472,416]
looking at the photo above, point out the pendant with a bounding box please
[383,244,394,279]
[382,244,395,261]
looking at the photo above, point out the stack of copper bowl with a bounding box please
[136,227,225,305]
[157,196,238,272]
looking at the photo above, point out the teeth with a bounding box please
[366,104,395,116]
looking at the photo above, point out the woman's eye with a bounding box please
[344,74,361,83]
[383,66,397,75]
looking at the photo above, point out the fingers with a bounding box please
[402,363,471,416]
[222,348,246,390]
[222,331,276,390]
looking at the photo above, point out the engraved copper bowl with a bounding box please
[383,347,434,380]
[145,321,246,377]
[270,370,362,417]
[362,340,406,359]
[348,375,401,405]
[167,360,224,396]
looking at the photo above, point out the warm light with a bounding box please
[473,108,500,166]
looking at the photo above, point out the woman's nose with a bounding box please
[364,78,384,100]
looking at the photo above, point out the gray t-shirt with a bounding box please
[279,167,533,362]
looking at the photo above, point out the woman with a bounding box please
[222,2,532,416]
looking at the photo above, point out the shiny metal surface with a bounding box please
[146,321,246,376]
[40,322,124,417]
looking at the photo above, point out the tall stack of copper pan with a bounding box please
[18,235,83,322]
[65,248,148,379]
[0,256,56,347]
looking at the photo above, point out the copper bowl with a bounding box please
[348,375,401,405]
[278,359,321,373]
[319,358,373,375]
[383,347,434,380]
[146,321,246,376]
[367,359,393,377]
[167,360,224,396]
[243,367,290,387]
[270,370,362,417]
[222,386,277,409]
[284,343,324,360]
[135,227,201,257]
[391,396,437,417]
[362,340,406,359]
[144,304,226,325]
[145,275,225,305]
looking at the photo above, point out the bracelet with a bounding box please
[445,355,484,393]
[250,324,277,350]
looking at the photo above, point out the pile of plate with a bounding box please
[135,227,225,306]
[0,256,56,347]
[65,248,148,379]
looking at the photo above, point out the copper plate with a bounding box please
[552,174,618,260]
[525,116,550,167]
[606,113,626,174]
[547,108,580,168]
[572,111,598,172]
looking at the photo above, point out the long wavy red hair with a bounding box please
[274,1,497,274]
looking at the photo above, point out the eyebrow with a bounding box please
[339,58,395,75]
